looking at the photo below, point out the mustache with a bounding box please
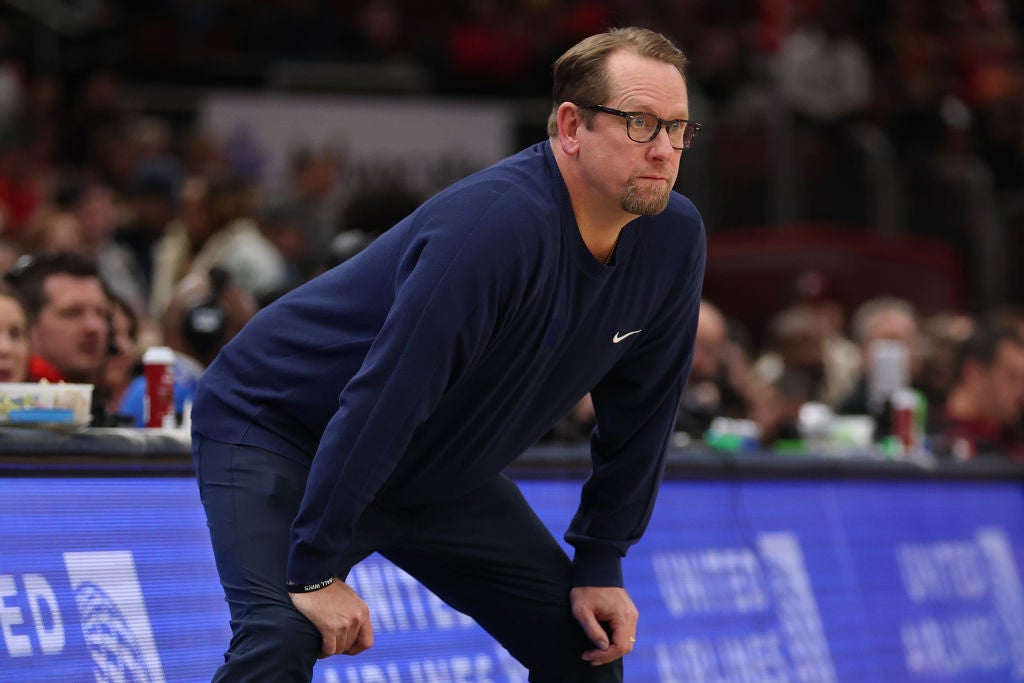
[632,167,674,179]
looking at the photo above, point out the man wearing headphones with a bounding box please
[116,267,257,427]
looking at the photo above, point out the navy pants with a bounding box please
[194,436,624,682]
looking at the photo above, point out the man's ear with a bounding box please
[556,102,583,156]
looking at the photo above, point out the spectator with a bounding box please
[990,305,1024,340]
[756,369,818,446]
[20,206,82,255]
[836,296,922,416]
[128,116,183,180]
[0,283,30,382]
[179,126,228,180]
[754,303,857,408]
[150,175,287,313]
[114,159,182,301]
[938,324,1024,459]
[58,68,135,186]
[68,180,150,322]
[4,251,110,385]
[771,0,874,224]
[275,146,342,270]
[789,269,862,404]
[988,305,1024,441]
[120,264,257,429]
[148,175,205,317]
[919,310,976,414]
[159,266,256,369]
[97,291,142,421]
[677,299,764,439]
[773,0,873,124]
[257,201,311,294]
[324,182,421,272]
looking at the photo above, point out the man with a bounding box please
[5,251,111,384]
[192,26,705,681]
[676,299,764,438]
[940,324,1024,459]
[836,296,921,415]
[118,268,257,427]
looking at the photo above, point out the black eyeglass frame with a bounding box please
[581,104,702,151]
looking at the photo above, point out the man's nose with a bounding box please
[85,312,108,334]
[648,127,676,156]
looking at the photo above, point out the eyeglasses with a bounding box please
[582,104,702,151]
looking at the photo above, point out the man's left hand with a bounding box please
[571,586,638,666]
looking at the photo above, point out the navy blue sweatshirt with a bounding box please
[192,141,706,588]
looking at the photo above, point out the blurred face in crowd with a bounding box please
[772,306,826,379]
[44,213,83,253]
[861,309,921,375]
[919,312,974,398]
[0,294,29,382]
[30,274,110,383]
[131,190,175,239]
[978,340,1024,424]
[101,301,140,401]
[25,210,83,255]
[75,185,119,247]
[691,301,727,381]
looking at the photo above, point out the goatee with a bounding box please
[621,179,670,216]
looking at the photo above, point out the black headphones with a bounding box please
[107,317,120,356]
[181,267,230,355]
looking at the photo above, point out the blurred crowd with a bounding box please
[545,281,1024,461]
[0,0,1021,459]
[673,292,1024,460]
[30,0,1024,246]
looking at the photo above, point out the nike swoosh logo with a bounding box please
[612,330,642,344]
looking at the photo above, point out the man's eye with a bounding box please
[628,115,651,129]
[667,121,683,133]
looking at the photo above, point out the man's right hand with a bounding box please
[289,579,373,658]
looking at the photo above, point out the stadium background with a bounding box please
[5,0,1024,342]
[4,2,1024,682]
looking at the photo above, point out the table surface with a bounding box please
[1,426,1022,481]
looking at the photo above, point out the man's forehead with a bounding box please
[605,52,688,113]
[42,274,106,303]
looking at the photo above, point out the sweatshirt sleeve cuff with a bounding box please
[287,541,338,586]
[570,544,624,588]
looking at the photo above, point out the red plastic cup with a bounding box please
[891,388,920,455]
[143,346,175,428]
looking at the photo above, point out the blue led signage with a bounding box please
[3,476,1024,682]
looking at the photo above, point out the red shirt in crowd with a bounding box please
[941,410,1024,460]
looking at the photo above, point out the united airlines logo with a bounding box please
[896,529,1024,680]
[650,532,838,682]
[0,551,164,682]
[64,551,164,683]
